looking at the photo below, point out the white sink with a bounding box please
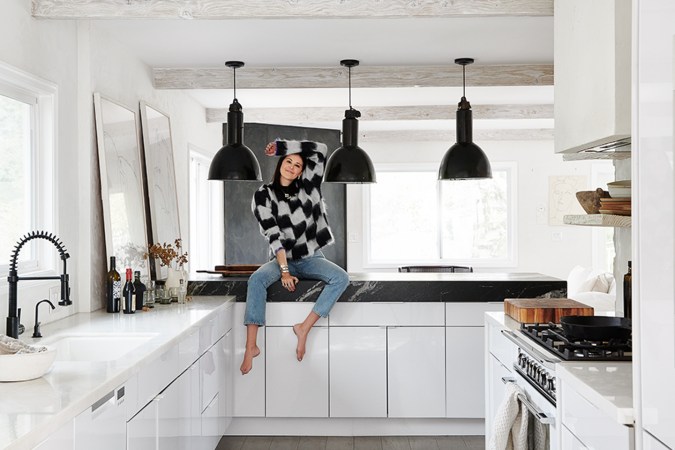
[46,333,157,362]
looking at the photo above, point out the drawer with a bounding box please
[136,345,179,408]
[562,384,633,450]
[266,302,329,326]
[328,302,445,326]
[178,326,200,371]
[446,302,503,326]
[487,321,518,367]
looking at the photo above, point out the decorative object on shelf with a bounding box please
[598,197,631,216]
[575,188,610,214]
[139,101,181,281]
[146,239,188,288]
[438,58,492,180]
[324,59,376,183]
[94,93,150,281]
[607,179,631,198]
[208,61,262,181]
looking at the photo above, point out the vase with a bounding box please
[164,267,186,290]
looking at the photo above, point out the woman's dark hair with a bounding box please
[271,153,306,187]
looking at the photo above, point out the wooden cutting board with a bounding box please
[504,298,594,323]
[196,264,262,276]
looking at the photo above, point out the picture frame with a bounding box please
[139,101,181,280]
[93,93,150,279]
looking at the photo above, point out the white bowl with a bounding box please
[607,180,631,198]
[0,347,56,382]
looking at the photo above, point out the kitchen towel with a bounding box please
[488,382,529,450]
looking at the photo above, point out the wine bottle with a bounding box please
[122,268,135,314]
[106,256,121,313]
[133,271,146,311]
[623,261,632,319]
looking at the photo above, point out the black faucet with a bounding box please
[7,231,71,339]
[32,299,56,338]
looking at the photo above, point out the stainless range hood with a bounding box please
[554,0,632,160]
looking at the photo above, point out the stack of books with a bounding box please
[599,198,631,216]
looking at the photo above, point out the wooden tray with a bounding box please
[197,264,262,276]
[504,298,594,323]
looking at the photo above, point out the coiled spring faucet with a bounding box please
[6,231,71,339]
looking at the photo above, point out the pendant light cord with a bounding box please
[462,64,466,99]
[232,66,237,101]
[348,65,353,110]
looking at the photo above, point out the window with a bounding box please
[365,163,516,268]
[188,145,224,272]
[0,63,56,274]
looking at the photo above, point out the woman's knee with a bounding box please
[333,269,350,290]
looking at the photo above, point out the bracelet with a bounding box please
[280,264,289,273]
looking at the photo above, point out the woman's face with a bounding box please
[279,154,303,185]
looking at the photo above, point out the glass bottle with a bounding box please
[623,261,632,319]
[133,271,146,311]
[122,268,135,314]
[106,256,121,313]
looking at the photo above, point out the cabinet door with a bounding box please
[446,326,485,418]
[266,326,329,417]
[485,355,513,444]
[233,302,265,417]
[158,364,200,450]
[74,386,126,450]
[387,327,445,418]
[127,398,159,450]
[329,326,387,418]
[218,329,234,433]
[562,425,588,450]
[34,420,74,450]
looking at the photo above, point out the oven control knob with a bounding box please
[548,376,556,392]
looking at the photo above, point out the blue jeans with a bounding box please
[244,251,349,325]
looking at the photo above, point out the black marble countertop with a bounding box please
[187,272,566,303]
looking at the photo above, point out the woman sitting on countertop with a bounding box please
[240,139,350,375]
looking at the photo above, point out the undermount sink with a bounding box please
[45,333,157,362]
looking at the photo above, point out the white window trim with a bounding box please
[362,162,518,270]
[0,61,58,281]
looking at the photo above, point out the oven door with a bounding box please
[500,370,559,450]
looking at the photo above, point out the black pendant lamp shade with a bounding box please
[438,58,492,180]
[324,59,376,183]
[208,61,262,181]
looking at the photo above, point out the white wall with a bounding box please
[347,139,608,280]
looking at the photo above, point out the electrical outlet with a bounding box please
[536,203,547,225]
[49,286,59,306]
[348,232,359,243]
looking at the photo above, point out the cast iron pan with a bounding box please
[560,316,632,341]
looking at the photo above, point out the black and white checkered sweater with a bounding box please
[251,140,334,260]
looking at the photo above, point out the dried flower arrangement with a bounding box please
[146,238,188,268]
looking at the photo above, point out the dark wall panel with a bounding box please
[222,123,345,269]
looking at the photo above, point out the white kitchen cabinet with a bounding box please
[446,326,485,418]
[388,326,445,418]
[485,354,513,444]
[265,326,329,417]
[157,363,201,450]
[642,432,671,450]
[329,326,387,418]
[74,385,127,450]
[232,302,266,417]
[562,425,588,450]
[127,397,159,450]
[218,329,235,433]
[33,420,74,450]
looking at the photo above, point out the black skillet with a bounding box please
[559,316,632,341]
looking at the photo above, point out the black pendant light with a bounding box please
[323,59,376,183]
[438,58,492,180]
[208,61,262,181]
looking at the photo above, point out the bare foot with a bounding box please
[293,324,309,361]
[240,346,260,375]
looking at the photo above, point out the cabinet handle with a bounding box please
[501,376,516,384]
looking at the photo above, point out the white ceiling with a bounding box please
[92,16,554,135]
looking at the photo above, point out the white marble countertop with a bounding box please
[0,296,233,450]
[485,312,634,426]
[557,361,633,425]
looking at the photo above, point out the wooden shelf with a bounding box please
[564,214,632,227]
[562,152,631,161]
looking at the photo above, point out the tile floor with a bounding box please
[216,435,485,450]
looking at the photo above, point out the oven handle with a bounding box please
[501,376,555,425]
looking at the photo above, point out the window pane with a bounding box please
[0,93,32,265]
[369,171,438,260]
[439,172,508,259]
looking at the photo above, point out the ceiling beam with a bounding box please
[154,64,553,90]
[360,129,554,142]
[206,104,553,123]
[32,0,552,19]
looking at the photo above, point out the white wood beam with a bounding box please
[206,104,553,123]
[154,64,553,90]
[359,129,554,142]
[32,0,552,19]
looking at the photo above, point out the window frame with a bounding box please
[362,162,518,270]
[0,61,57,279]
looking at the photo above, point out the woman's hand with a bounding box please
[265,142,277,156]
[280,272,299,292]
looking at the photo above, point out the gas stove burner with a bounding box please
[520,322,632,361]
